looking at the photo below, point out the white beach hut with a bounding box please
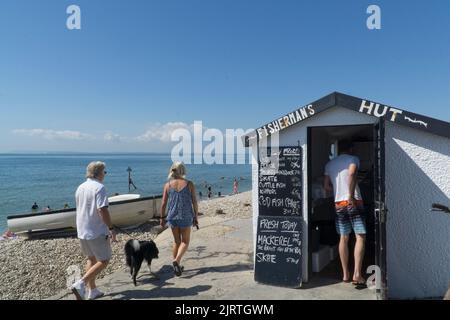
[243,92,450,299]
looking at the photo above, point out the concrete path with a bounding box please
[52,217,375,300]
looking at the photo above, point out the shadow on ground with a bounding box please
[301,259,347,289]
[107,262,253,300]
[112,285,212,300]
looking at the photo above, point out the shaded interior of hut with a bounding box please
[308,124,376,280]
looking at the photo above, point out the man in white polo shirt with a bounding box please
[71,161,116,300]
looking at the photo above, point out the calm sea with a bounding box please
[0,153,252,232]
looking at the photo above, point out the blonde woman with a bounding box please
[160,162,199,276]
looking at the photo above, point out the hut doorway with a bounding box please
[307,124,381,290]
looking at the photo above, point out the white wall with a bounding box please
[251,106,376,282]
[385,122,450,299]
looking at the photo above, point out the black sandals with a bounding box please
[173,261,182,276]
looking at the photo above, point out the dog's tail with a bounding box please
[131,239,140,251]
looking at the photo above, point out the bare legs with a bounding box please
[82,257,109,289]
[339,235,350,281]
[338,234,365,283]
[172,227,181,260]
[171,227,191,264]
[85,257,96,289]
[353,234,366,283]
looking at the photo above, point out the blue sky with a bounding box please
[0,0,449,152]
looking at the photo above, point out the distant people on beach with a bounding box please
[71,161,116,300]
[44,206,51,212]
[31,202,39,211]
[218,191,222,197]
[160,162,199,277]
[64,203,70,209]
[207,186,212,199]
[199,191,203,199]
[0,230,17,241]
[233,178,239,194]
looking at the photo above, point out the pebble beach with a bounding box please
[0,191,252,300]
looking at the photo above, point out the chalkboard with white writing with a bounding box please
[258,146,302,217]
[254,216,302,287]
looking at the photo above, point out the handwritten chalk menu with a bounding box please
[258,146,302,217]
[254,216,302,288]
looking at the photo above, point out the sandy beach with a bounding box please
[0,191,252,300]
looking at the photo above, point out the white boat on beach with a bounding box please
[6,194,162,235]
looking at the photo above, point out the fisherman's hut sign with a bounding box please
[245,92,450,146]
[255,146,303,288]
[256,105,315,139]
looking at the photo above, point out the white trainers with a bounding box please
[88,288,105,300]
[71,279,86,300]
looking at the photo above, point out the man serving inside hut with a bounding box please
[324,140,366,286]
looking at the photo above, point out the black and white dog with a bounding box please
[124,239,159,286]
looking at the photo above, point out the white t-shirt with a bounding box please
[324,154,363,202]
[75,178,109,240]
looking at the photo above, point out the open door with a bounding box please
[374,118,387,299]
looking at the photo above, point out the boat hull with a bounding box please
[7,195,162,234]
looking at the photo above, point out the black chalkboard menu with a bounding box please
[258,146,302,217]
[254,216,302,288]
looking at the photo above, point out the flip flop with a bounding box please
[343,279,351,283]
[173,261,182,276]
[354,282,368,290]
[352,280,366,286]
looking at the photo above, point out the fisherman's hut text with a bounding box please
[174,304,274,318]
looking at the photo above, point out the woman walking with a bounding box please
[233,178,239,194]
[160,162,199,276]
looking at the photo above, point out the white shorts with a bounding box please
[79,236,112,261]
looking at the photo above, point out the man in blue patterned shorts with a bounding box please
[324,140,366,286]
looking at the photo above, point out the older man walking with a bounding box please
[71,161,116,300]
